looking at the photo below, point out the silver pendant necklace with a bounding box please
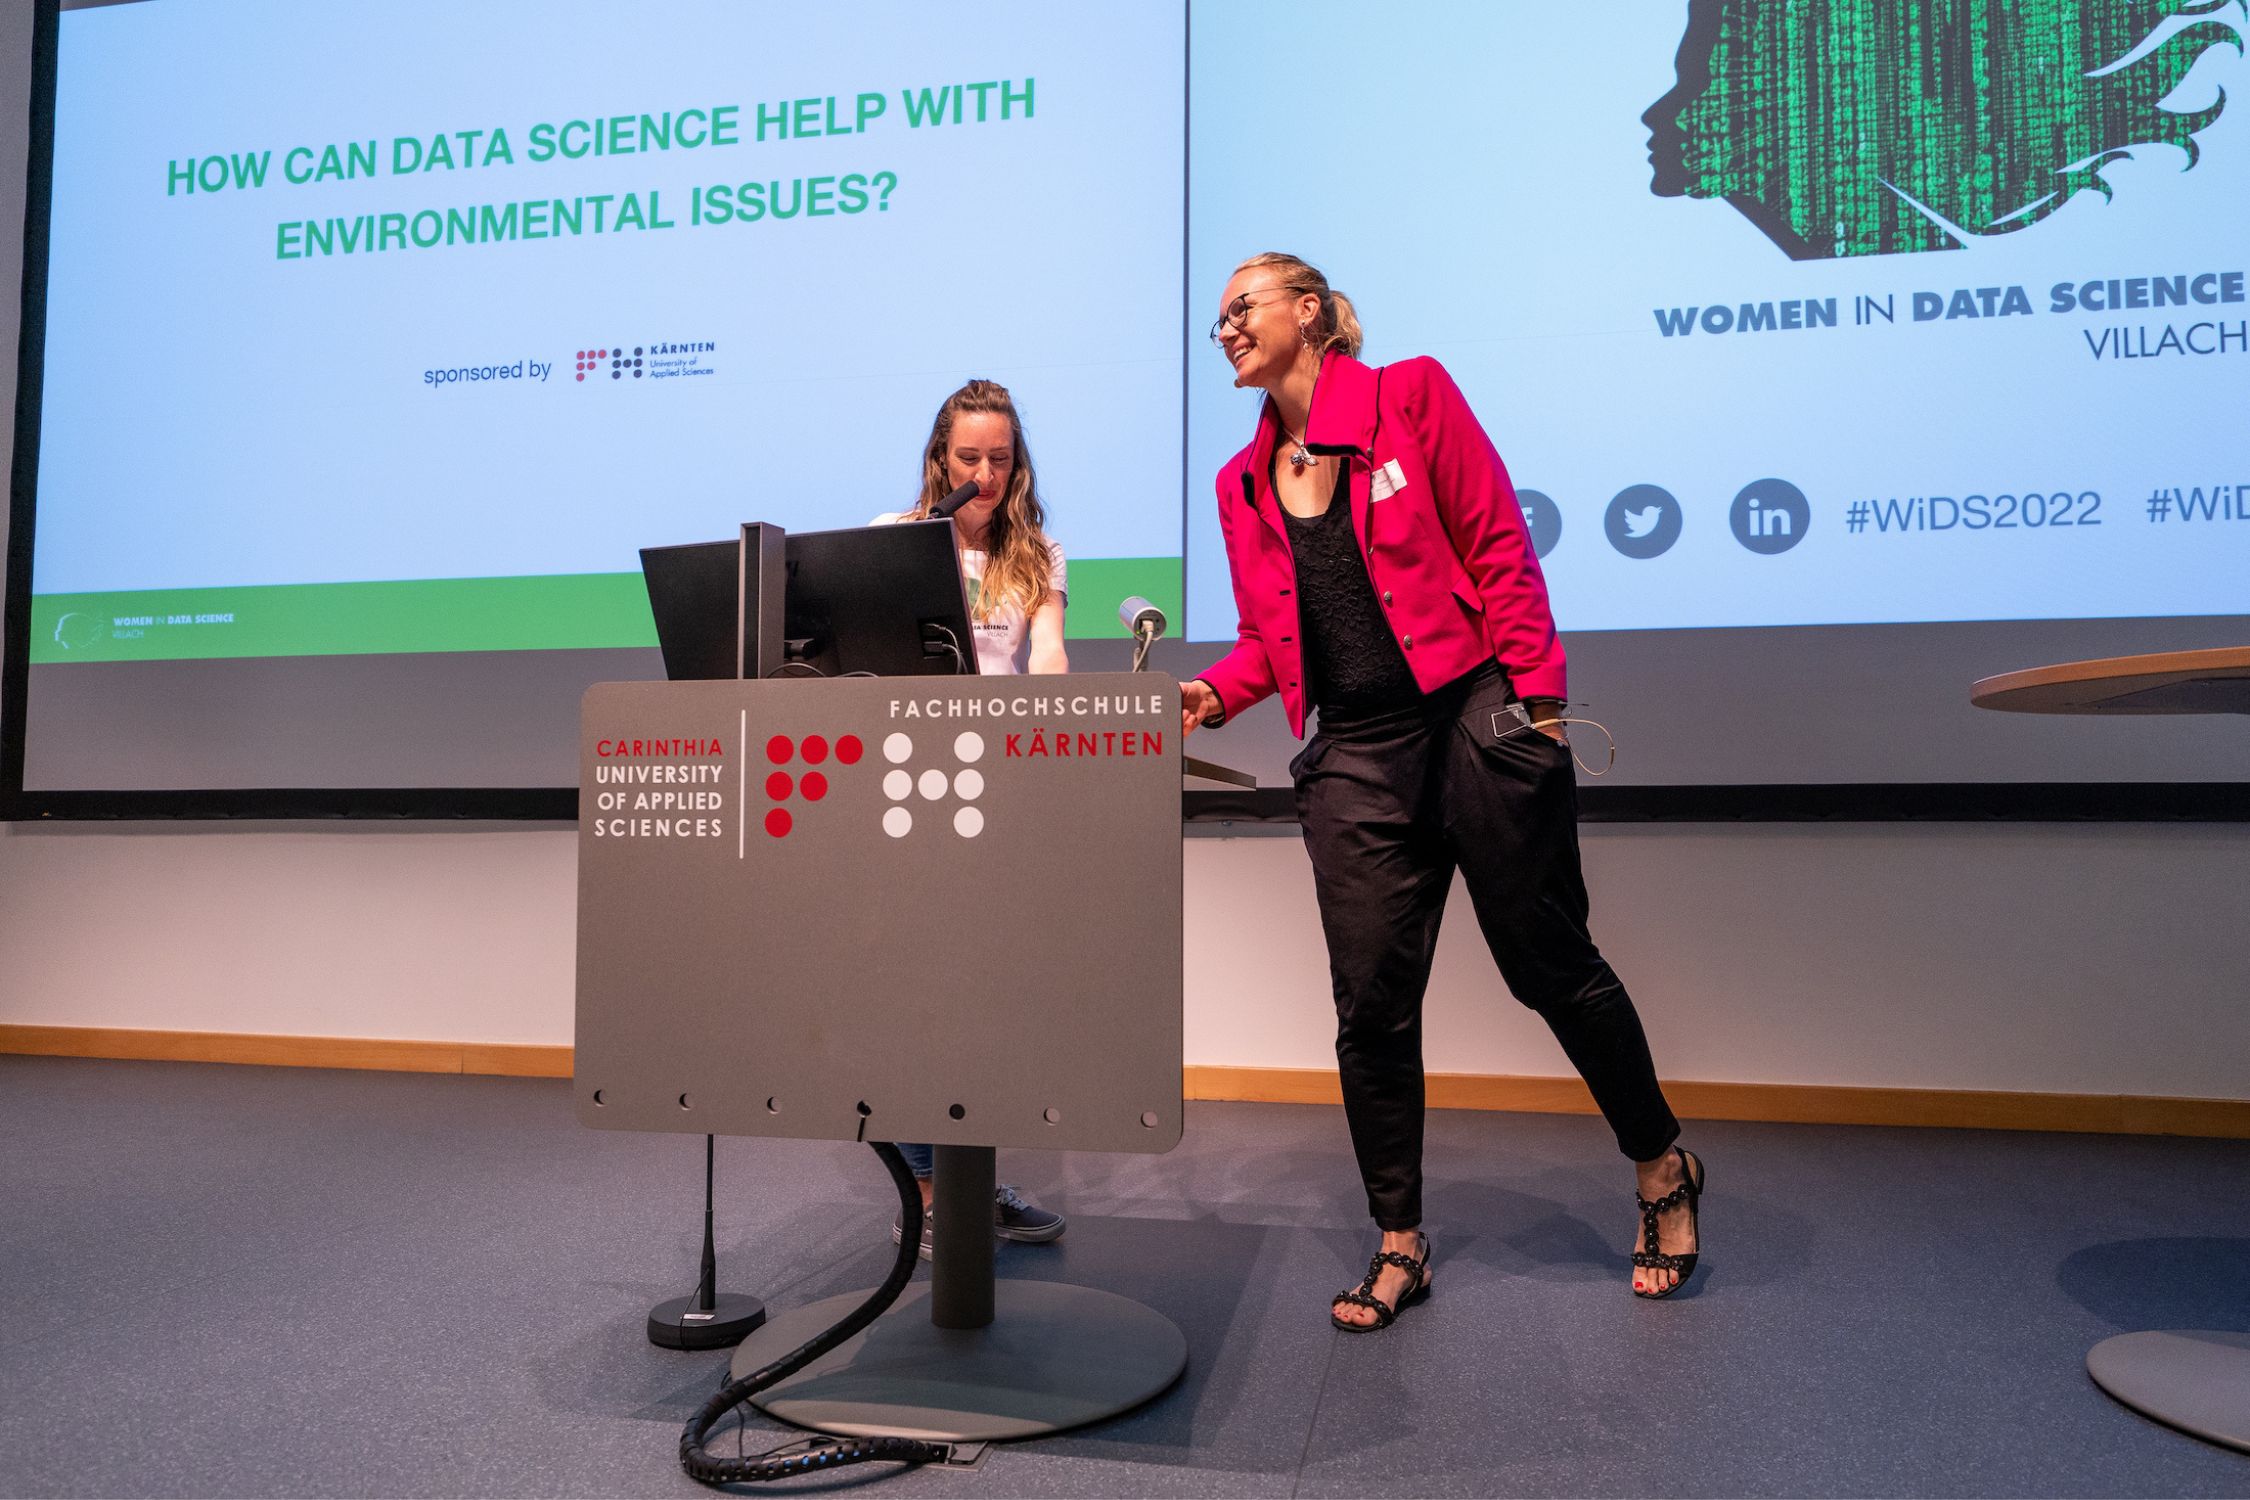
[1285,362,1322,471]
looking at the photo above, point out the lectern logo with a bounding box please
[878,731,989,840]
[760,732,864,837]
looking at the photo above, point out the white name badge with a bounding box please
[1369,458,1408,501]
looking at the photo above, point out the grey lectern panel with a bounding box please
[576,674,1182,1155]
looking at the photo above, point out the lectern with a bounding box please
[579,522,1189,1441]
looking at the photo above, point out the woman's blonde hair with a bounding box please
[912,379,1055,621]
[1235,252,1364,359]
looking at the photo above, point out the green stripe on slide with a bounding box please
[28,557,1184,663]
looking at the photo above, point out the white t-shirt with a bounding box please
[869,513,1067,676]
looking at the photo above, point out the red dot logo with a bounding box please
[753,728,855,835]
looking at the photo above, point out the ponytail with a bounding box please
[1234,251,1363,358]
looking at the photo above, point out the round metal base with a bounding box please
[648,1291,766,1351]
[2088,1330,2250,1452]
[731,1281,1186,1442]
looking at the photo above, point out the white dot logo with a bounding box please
[872,734,999,838]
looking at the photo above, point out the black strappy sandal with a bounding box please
[1632,1147,1705,1299]
[1330,1232,1433,1332]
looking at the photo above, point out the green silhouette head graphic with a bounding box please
[1646,0,2246,258]
[51,611,106,651]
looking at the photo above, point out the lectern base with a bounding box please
[732,1280,1186,1442]
[2088,1330,2250,1452]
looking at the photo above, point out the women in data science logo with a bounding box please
[1645,0,2245,259]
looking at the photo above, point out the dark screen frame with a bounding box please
[3,0,2244,824]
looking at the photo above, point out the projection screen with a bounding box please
[4,0,2244,819]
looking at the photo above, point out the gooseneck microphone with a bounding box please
[1118,596,1167,641]
[929,480,983,519]
[1120,596,1166,673]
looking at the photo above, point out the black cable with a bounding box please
[918,622,968,675]
[678,1141,951,1486]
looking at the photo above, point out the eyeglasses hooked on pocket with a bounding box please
[1490,701,1533,739]
[1489,701,1617,778]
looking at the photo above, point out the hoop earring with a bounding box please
[1298,321,1314,343]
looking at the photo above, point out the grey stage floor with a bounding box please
[2,1058,2247,1498]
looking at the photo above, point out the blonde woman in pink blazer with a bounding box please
[1185,253,1705,1330]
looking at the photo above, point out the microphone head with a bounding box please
[1119,595,1167,640]
[931,479,982,519]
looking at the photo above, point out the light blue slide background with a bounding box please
[35,0,1184,593]
[1187,3,2250,639]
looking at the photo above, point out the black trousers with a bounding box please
[1292,664,1679,1230]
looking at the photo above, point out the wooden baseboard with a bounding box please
[1183,1065,2250,1139]
[0,1025,572,1078]
[3,1027,2244,1137]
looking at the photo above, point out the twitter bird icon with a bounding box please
[1605,485,1682,559]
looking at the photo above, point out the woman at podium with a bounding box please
[1183,254,1704,1327]
[871,378,1069,676]
[870,377,1069,1256]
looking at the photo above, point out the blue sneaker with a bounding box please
[993,1183,1065,1243]
[889,1206,935,1261]
[893,1187,1064,1255]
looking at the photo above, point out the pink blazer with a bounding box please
[1201,352,1565,736]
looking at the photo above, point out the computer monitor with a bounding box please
[782,520,979,678]
[638,520,977,681]
[637,539,738,682]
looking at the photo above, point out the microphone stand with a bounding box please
[647,1134,767,1350]
[1124,611,1257,790]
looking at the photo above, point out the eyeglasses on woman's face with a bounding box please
[1207,288,1294,347]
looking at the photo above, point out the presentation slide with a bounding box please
[26,0,1185,667]
[1187,2,2250,641]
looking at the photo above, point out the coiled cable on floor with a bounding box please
[679,1142,951,1486]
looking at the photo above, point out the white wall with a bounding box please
[3,6,2246,1101]
[1185,826,2250,1098]
[5,821,2249,1102]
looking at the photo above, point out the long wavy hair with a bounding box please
[911,379,1055,621]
